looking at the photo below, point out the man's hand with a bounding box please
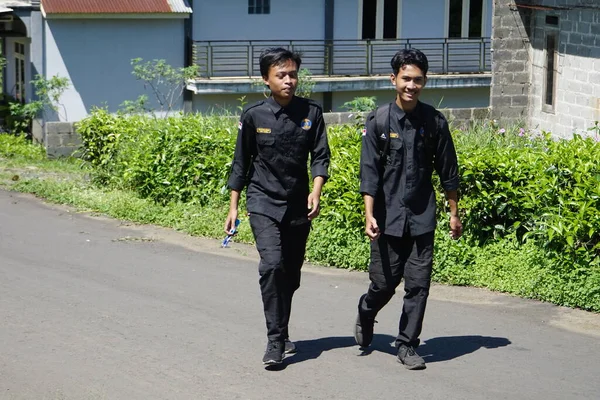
[365,216,380,241]
[449,215,463,240]
[224,209,239,235]
[307,191,321,221]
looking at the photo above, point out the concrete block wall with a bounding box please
[528,1,600,139]
[44,122,82,158]
[490,0,533,123]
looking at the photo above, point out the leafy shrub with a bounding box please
[78,109,236,205]
[0,133,45,160]
[341,96,377,113]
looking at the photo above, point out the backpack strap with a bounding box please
[417,104,439,165]
[374,103,392,163]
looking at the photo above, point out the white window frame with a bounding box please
[248,0,270,15]
[14,41,26,102]
[542,31,558,114]
[445,0,487,38]
[357,0,403,39]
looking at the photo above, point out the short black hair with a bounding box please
[390,49,429,76]
[259,47,302,77]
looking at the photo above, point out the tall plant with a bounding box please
[128,58,199,115]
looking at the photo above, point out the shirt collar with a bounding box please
[266,96,297,116]
[391,100,422,120]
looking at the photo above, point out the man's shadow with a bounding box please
[266,336,357,370]
[267,334,511,370]
[356,334,512,363]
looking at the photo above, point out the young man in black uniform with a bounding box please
[354,49,463,370]
[225,47,330,367]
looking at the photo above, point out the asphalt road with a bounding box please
[1,189,599,400]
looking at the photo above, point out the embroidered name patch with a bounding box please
[256,128,272,134]
[390,132,399,138]
[301,119,312,130]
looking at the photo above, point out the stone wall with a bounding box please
[490,0,533,123]
[528,1,600,139]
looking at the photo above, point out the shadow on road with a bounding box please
[419,335,512,363]
[267,334,511,370]
[267,336,357,370]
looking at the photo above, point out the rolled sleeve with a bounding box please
[227,112,254,191]
[359,112,381,197]
[310,109,331,181]
[434,115,459,192]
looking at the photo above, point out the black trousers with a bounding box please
[359,231,434,348]
[249,213,311,342]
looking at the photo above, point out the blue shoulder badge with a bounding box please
[301,119,312,131]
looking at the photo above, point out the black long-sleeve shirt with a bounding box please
[228,96,330,223]
[360,101,459,237]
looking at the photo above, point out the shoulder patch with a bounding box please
[301,119,312,130]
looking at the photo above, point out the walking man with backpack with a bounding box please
[354,49,463,370]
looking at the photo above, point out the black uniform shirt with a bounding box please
[360,101,459,237]
[228,96,330,223]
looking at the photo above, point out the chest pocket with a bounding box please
[388,139,404,168]
[256,133,275,147]
[293,125,310,154]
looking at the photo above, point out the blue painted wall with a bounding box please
[45,18,186,121]
[333,0,360,39]
[401,0,447,38]
[193,0,325,41]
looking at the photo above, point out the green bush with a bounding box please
[75,111,600,311]
[77,110,236,205]
[0,133,45,160]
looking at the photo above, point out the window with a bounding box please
[361,0,376,39]
[14,42,26,102]
[448,0,484,38]
[468,0,483,37]
[448,0,462,38]
[543,33,558,112]
[248,0,270,14]
[383,0,398,39]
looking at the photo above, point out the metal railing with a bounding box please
[193,38,491,78]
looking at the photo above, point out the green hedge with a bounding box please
[76,111,600,311]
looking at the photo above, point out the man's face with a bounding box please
[390,64,427,105]
[263,59,298,103]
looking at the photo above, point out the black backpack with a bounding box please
[373,103,439,166]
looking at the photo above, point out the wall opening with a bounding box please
[383,0,398,39]
[543,32,558,113]
[362,0,377,39]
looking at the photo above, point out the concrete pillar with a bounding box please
[490,0,533,124]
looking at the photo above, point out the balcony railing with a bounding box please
[193,38,491,79]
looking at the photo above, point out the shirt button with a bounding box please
[408,146,412,150]
[408,165,412,170]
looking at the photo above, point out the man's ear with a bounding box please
[423,75,428,88]
[390,73,396,86]
[262,76,270,87]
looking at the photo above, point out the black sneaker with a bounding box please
[262,340,285,366]
[354,295,376,347]
[397,344,426,370]
[284,339,297,354]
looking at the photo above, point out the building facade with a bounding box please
[189,0,494,112]
[0,0,191,128]
[491,0,600,138]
